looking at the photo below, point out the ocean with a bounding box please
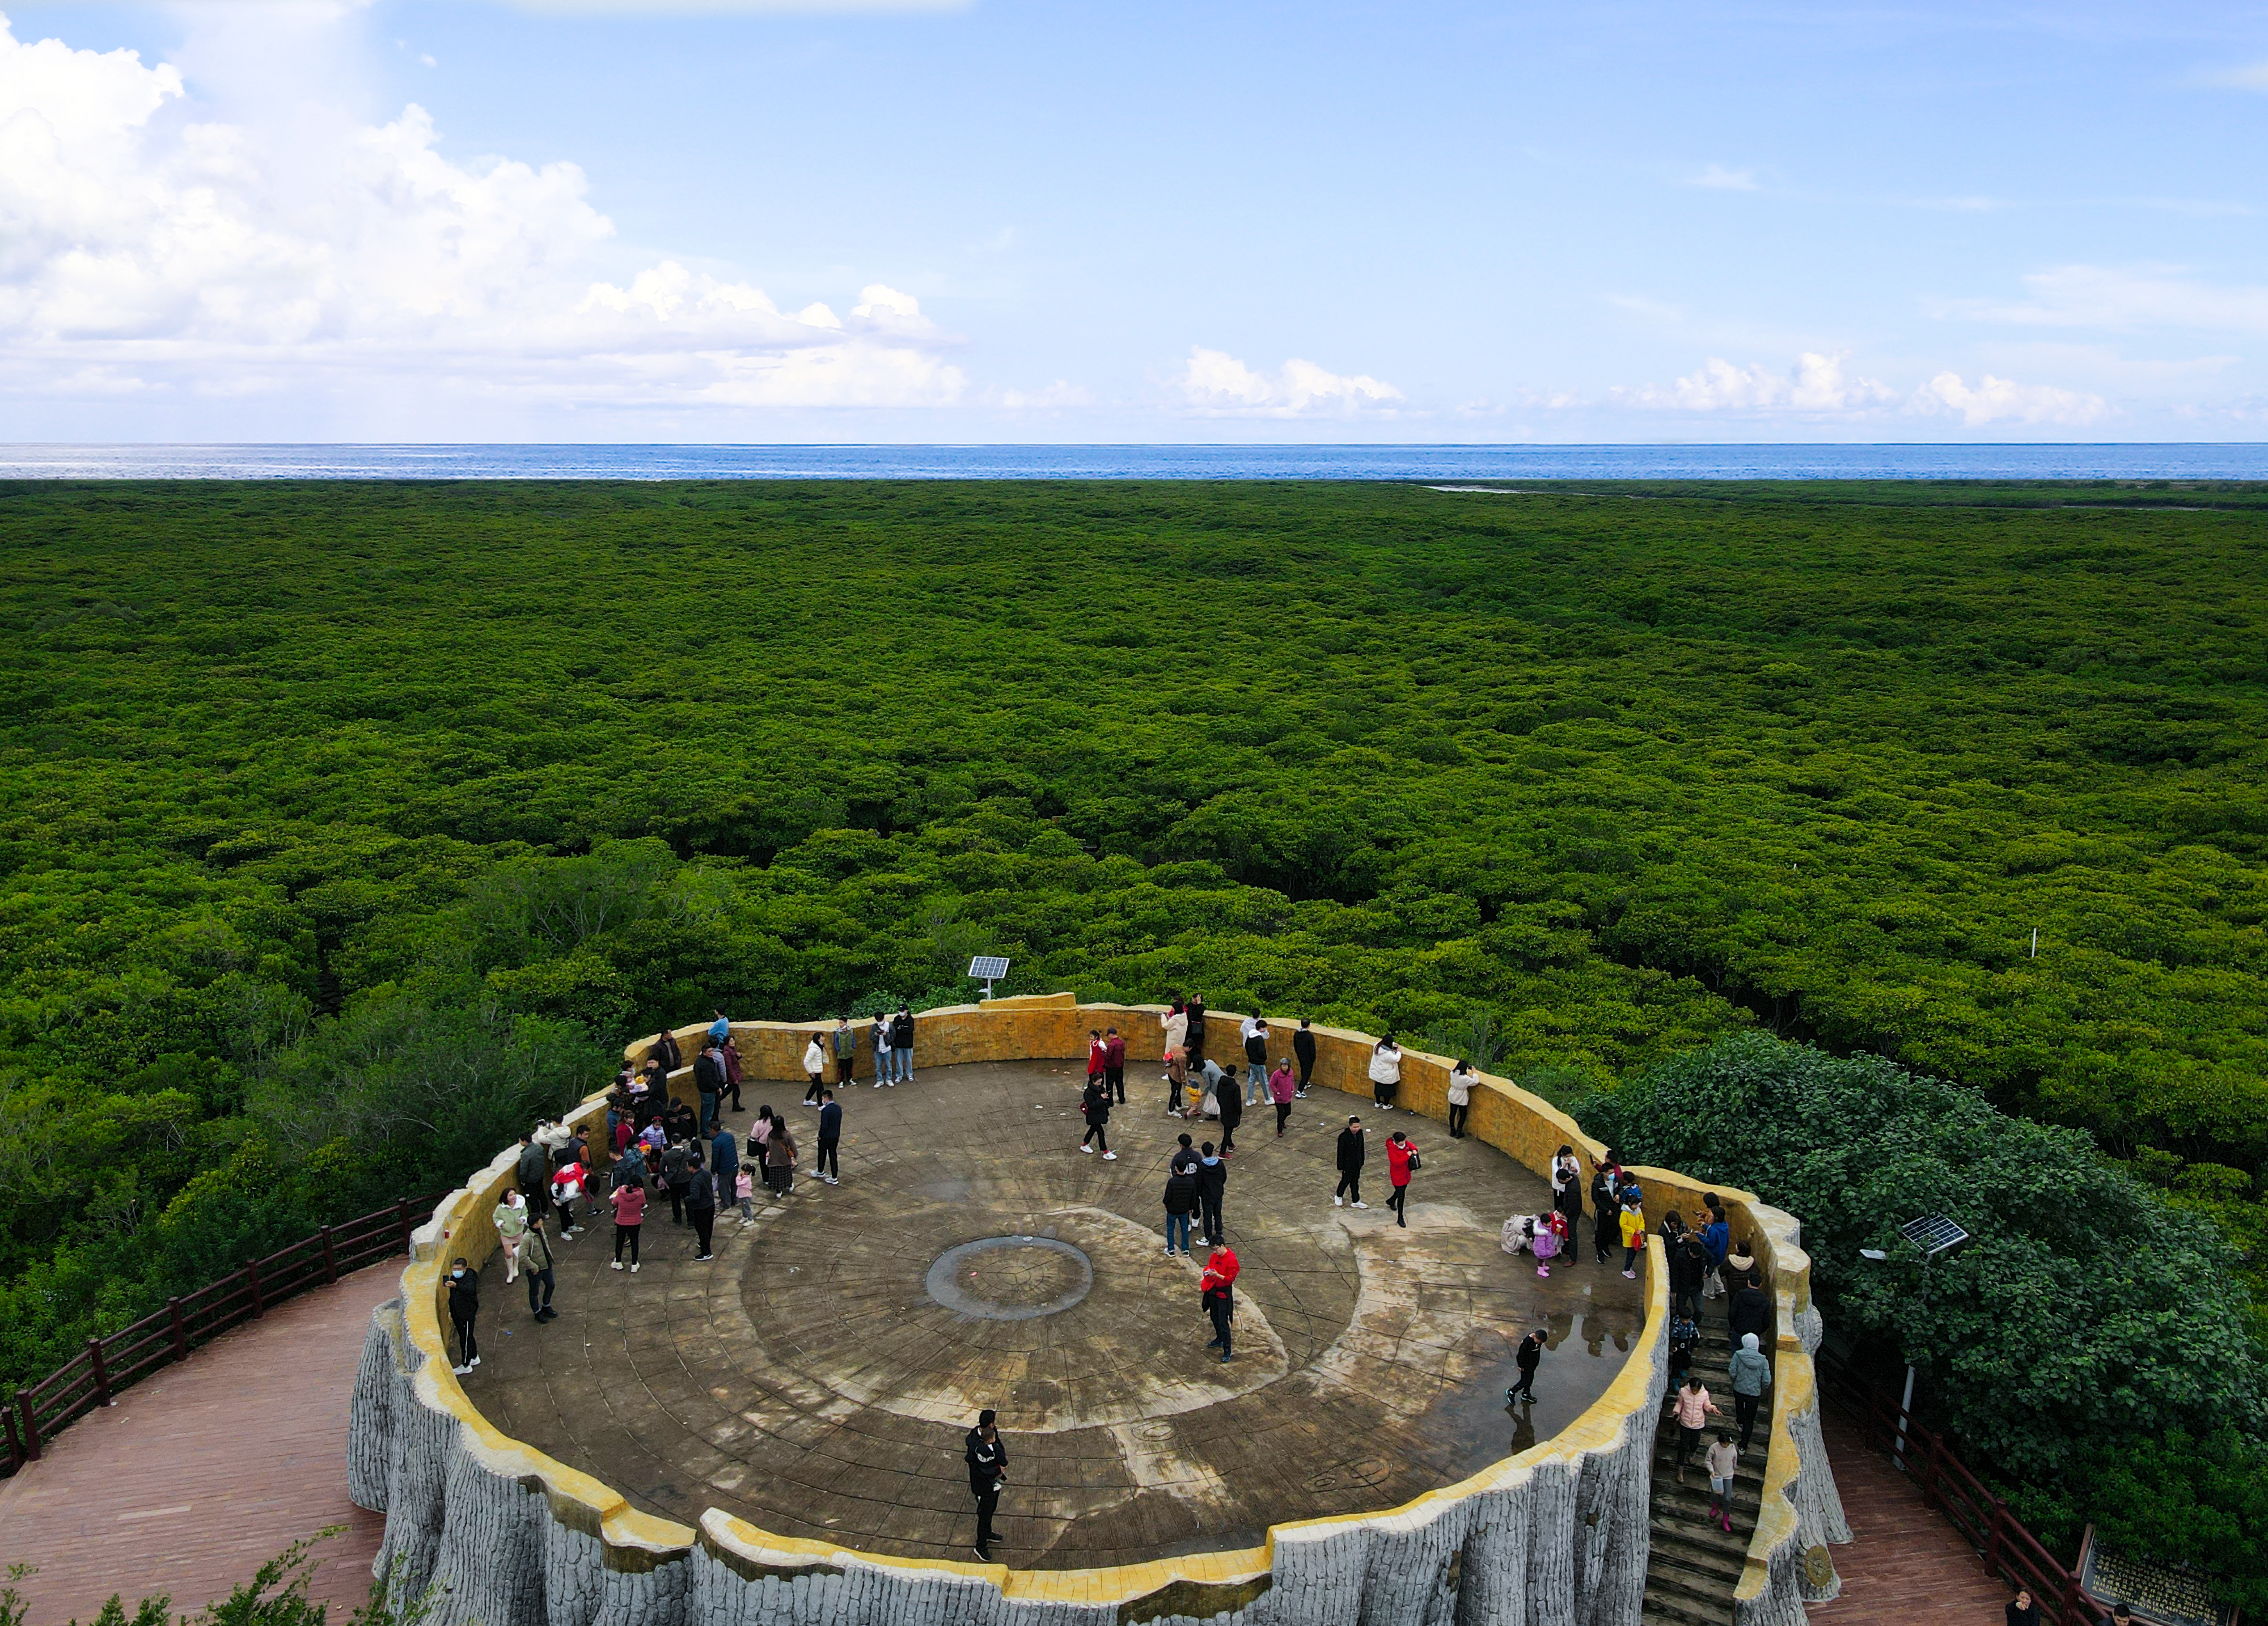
[2,443,2265,481]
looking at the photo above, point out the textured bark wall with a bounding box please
[352,997,1804,1626]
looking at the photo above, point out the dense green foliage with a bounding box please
[1576,1033,2268,1606]
[1,477,2262,1576]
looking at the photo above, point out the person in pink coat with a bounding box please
[1268,1058,1297,1136]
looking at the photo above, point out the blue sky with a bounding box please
[2,0,2265,441]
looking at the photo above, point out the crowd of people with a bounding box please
[442,1002,1776,1563]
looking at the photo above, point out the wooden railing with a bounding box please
[1818,1348,2098,1626]
[2,1194,438,1477]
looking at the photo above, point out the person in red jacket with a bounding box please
[1200,1244,1239,1362]
[1386,1130,1417,1228]
[1103,1027,1127,1104]
[610,1179,646,1272]
[1086,1030,1108,1092]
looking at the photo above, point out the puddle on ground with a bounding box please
[1422,1308,1646,1476]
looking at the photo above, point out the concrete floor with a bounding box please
[462,1059,1644,1569]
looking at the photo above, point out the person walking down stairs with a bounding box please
[1643,1316,1775,1626]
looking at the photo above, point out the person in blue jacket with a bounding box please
[710,1123,739,1211]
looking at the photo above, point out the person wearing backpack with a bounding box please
[661,1138,693,1225]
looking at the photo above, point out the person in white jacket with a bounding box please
[1368,1036,1403,1111]
[802,1034,827,1106]
[1446,1060,1478,1138]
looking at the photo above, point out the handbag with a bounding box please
[1406,1150,1422,1171]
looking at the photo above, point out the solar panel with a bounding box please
[1898,1214,1970,1257]
[968,956,1011,981]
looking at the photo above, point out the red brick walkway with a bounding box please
[1810,1405,2013,1626]
[0,1262,400,1626]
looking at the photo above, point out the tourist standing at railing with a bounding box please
[1700,1201,1730,1302]
[1161,998,1188,1112]
[1590,1159,1620,1265]
[522,1219,556,1321]
[802,1033,827,1106]
[868,1012,891,1085]
[1104,1026,1126,1103]
[516,1131,554,1237]
[447,1256,480,1373]
[815,1090,841,1185]
[1368,1035,1402,1111]
[1619,1193,1648,1278]
[1269,1057,1296,1136]
[1446,1061,1477,1138]
[1197,1142,1226,1245]
[1728,1332,1772,1454]
[685,1146,717,1261]
[2007,1588,2038,1626]
[831,1015,857,1086]
[493,1189,528,1282]
[1088,1028,1108,1094]
[707,1009,731,1045]
[1335,1116,1368,1208]
[694,1041,726,1135]
[1292,1017,1316,1096]
[1242,1016,1270,1104]
[1552,1146,1583,1238]
[889,1006,916,1083]
[720,1034,744,1113]
[611,1178,646,1271]
[649,1027,683,1075]
[1184,995,1208,1068]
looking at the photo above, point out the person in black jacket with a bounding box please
[889,1007,917,1084]
[1670,1226,1708,1319]
[649,1029,682,1074]
[1507,1326,1546,1403]
[1292,1018,1317,1096]
[1334,1116,1367,1208]
[446,1256,480,1373]
[1079,1077,1116,1159]
[1196,1142,1227,1246]
[1184,996,1208,1067]
[1729,1272,1774,1345]
[515,1132,553,1235]
[1590,1162,1620,1264]
[684,1149,716,1260]
[692,1044,725,1136]
[1215,1074,1242,1154]
[1162,1155,1198,1256]
[965,1409,1008,1561]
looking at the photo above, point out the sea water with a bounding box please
[2,443,2265,480]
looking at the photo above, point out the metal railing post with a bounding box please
[321,1225,337,1285]
[246,1257,264,1319]
[168,1297,188,1362]
[88,1338,111,1407]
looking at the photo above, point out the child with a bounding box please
[550,1157,587,1239]
[1619,1195,1648,1278]
[734,1166,755,1223]
[1705,1432,1740,1532]
[1668,1312,1699,1388]
[1533,1210,1561,1277]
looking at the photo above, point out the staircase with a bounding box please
[1642,1319,1772,1626]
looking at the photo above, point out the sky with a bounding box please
[2,0,2266,443]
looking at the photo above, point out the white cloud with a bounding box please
[1689,163,1759,191]
[2200,59,2268,90]
[1909,372,2105,426]
[1617,352,1897,412]
[1956,264,2268,337]
[0,14,964,410]
[1173,346,1403,417]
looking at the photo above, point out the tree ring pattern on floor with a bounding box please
[926,1237,1094,1321]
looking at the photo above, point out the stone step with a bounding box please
[1649,1513,1750,1562]
[1647,1528,1747,1587]
[1644,1580,1735,1626]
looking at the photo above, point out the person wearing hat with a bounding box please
[1268,1056,1297,1136]
[965,1409,1008,1562]
[1507,1327,1547,1403]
